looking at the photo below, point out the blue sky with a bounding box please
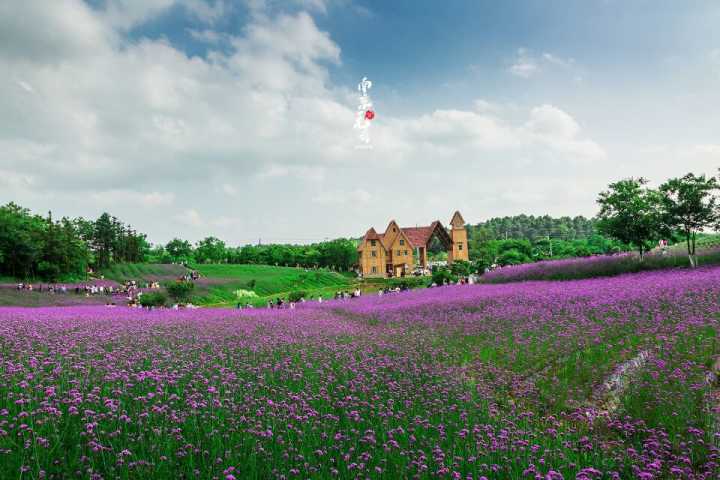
[1,1,719,243]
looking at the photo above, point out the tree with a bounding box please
[659,173,719,267]
[450,260,474,277]
[93,213,115,269]
[431,267,457,285]
[166,238,193,263]
[194,237,226,264]
[596,178,664,261]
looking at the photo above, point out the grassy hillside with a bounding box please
[0,288,107,307]
[99,263,189,283]
[191,264,352,306]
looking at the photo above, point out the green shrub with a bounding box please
[450,260,474,277]
[234,289,258,299]
[288,291,306,303]
[165,280,194,302]
[139,291,167,308]
[431,267,458,285]
[246,279,257,289]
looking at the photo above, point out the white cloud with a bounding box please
[693,144,720,157]
[542,52,575,69]
[0,170,35,188]
[89,190,175,207]
[509,48,538,78]
[100,0,226,30]
[16,80,34,93]
[220,184,238,196]
[0,1,611,243]
[508,48,579,80]
[526,105,580,139]
[175,208,205,228]
[312,188,372,205]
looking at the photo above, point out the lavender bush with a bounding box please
[0,266,718,478]
[480,247,720,283]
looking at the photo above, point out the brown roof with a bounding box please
[365,227,380,240]
[401,225,435,248]
[358,227,388,251]
[450,211,466,227]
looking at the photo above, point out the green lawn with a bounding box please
[99,263,189,283]
[191,264,352,306]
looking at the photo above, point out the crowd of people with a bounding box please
[180,270,201,282]
[334,288,363,300]
[428,275,476,288]
[13,279,166,308]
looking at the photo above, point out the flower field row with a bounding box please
[0,267,718,478]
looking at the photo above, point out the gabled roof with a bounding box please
[365,227,380,240]
[358,227,387,251]
[401,226,435,247]
[382,219,401,245]
[450,210,466,227]
[401,221,453,249]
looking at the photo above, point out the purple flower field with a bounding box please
[0,267,719,479]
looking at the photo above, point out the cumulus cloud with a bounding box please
[0,1,610,243]
[100,0,226,30]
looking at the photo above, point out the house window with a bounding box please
[371,266,377,273]
[371,250,377,257]
[399,239,405,246]
[371,240,376,247]
[393,227,396,232]
[404,250,409,256]
[458,242,463,250]
[396,250,401,256]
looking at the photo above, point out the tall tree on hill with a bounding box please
[0,203,44,278]
[195,237,227,264]
[38,212,64,281]
[59,217,90,277]
[659,173,719,267]
[93,213,115,269]
[596,177,665,261]
[166,238,193,263]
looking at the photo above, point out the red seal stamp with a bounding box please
[364,110,375,120]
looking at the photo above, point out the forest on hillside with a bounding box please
[468,214,597,242]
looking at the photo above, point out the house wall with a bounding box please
[358,239,387,277]
[448,226,469,263]
[387,233,414,273]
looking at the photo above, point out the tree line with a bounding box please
[596,172,719,267]
[0,203,149,281]
[4,170,715,281]
[465,215,628,270]
[149,237,359,271]
[468,214,597,243]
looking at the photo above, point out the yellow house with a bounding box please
[357,211,469,278]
